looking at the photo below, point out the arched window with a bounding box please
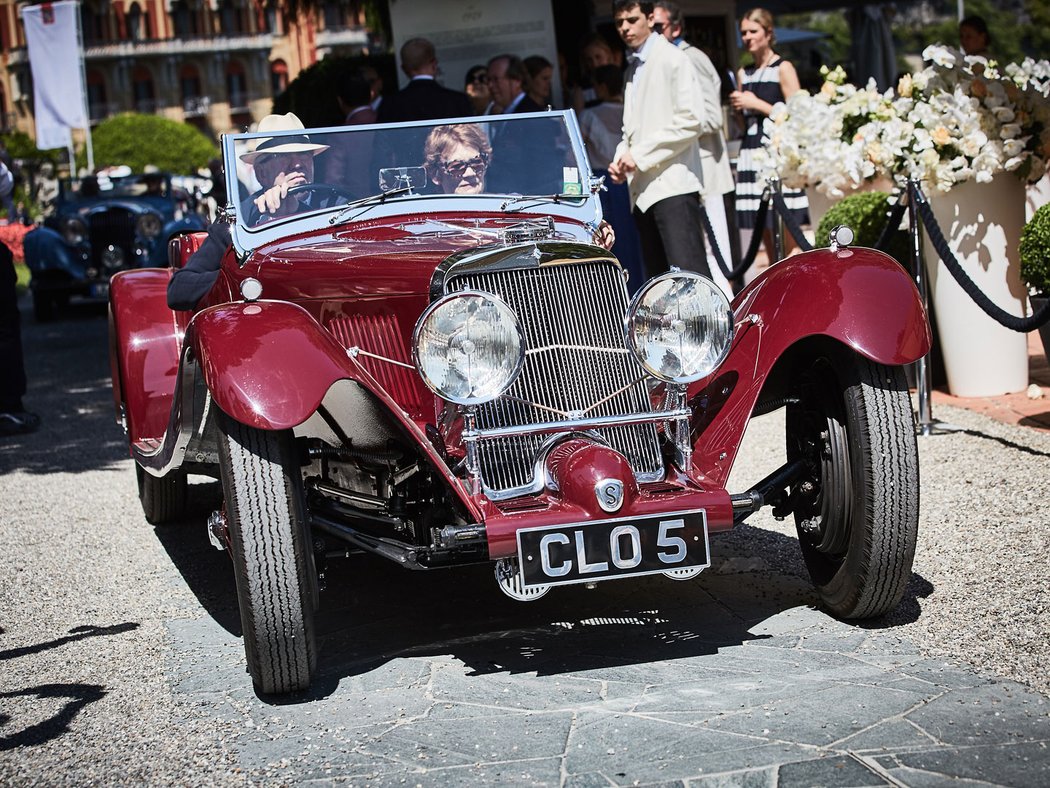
[86,69,107,121]
[132,65,155,112]
[270,59,288,96]
[264,1,279,34]
[180,63,206,116]
[226,59,247,109]
[322,0,345,29]
[218,0,244,35]
[171,0,198,37]
[127,2,143,41]
[81,2,105,44]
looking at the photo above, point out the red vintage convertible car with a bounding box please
[109,111,931,694]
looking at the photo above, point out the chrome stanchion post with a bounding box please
[769,176,784,262]
[907,179,960,436]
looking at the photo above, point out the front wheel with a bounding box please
[786,350,918,619]
[218,414,316,694]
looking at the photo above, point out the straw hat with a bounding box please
[239,113,329,164]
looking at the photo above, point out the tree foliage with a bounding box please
[273,53,395,128]
[77,114,218,175]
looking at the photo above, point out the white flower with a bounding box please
[924,45,957,68]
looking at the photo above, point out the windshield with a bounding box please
[62,173,170,200]
[222,111,599,250]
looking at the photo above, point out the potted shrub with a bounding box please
[815,190,910,268]
[1019,202,1050,366]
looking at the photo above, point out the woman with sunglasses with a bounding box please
[424,124,492,194]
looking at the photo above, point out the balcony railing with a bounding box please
[227,91,250,112]
[5,32,275,64]
[314,26,368,48]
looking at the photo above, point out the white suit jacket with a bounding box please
[615,34,705,213]
[680,42,735,197]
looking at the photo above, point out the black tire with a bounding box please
[32,290,54,322]
[217,414,316,695]
[136,465,188,525]
[786,350,918,619]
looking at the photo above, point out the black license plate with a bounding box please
[516,510,709,588]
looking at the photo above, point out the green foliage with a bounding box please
[1020,202,1050,295]
[274,54,395,129]
[77,114,217,175]
[0,130,63,163]
[816,191,910,265]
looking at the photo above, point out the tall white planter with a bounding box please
[924,173,1029,397]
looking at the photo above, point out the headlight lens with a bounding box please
[61,217,87,245]
[626,272,734,383]
[413,290,524,405]
[136,212,162,238]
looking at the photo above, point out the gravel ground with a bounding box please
[2,305,1048,783]
[727,401,1050,697]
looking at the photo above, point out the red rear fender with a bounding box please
[109,268,181,444]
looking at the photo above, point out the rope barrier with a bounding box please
[700,195,768,281]
[913,183,1050,332]
[770,191,814,251]
[873,195,908,256]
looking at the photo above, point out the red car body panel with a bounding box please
[688,246,932,488]
[110,213,930,556]
[109,268,182,445]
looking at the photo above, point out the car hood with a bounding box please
[241,212,594,301]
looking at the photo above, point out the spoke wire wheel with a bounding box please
[218,413,316,694]
[786,350,919,619]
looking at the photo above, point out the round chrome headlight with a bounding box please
[626,272,734,384]
[413,290,524,405]
[61,216,87,246]
[136,212,162,238]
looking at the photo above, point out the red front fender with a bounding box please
[691,246,931,486]
[188,300,352,431]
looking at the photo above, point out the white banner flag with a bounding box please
[21,1,87,150]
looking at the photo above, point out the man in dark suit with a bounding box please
[377,38,473,123]
[486,54,544,115]
[485,54,560,194]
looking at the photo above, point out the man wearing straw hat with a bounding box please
[168,113,328,310]
[239,113,331,225]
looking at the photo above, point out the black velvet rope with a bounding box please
[771,191,814,251]
[913,184,1050,332]
[873,197,908,254]
[700,196,767,281]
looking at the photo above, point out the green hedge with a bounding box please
[1020,202,1050,296]
[76,113,217,175]
[815,190,910,266]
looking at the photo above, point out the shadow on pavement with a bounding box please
[152,508,934,705]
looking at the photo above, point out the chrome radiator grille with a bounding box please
[448,260,663,497]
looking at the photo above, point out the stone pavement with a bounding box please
[161,498,1050,786]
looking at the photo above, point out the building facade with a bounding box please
[0,0,375,139]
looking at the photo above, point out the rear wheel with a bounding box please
[786,350,918,619]
[136,465,188,525]
[217,414,316,694]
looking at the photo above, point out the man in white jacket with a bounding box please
[653,0,735,297]
[608,0,710,280]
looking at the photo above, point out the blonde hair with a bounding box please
[740,7,775,45]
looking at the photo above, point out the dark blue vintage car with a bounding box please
[24,170,206,320]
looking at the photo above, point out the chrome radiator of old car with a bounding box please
[445,255,664,499]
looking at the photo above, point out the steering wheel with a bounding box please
[287,182,355,204]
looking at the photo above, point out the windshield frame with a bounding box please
[220,110,602,255]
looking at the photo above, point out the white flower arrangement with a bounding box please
[766,49,1050,196]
